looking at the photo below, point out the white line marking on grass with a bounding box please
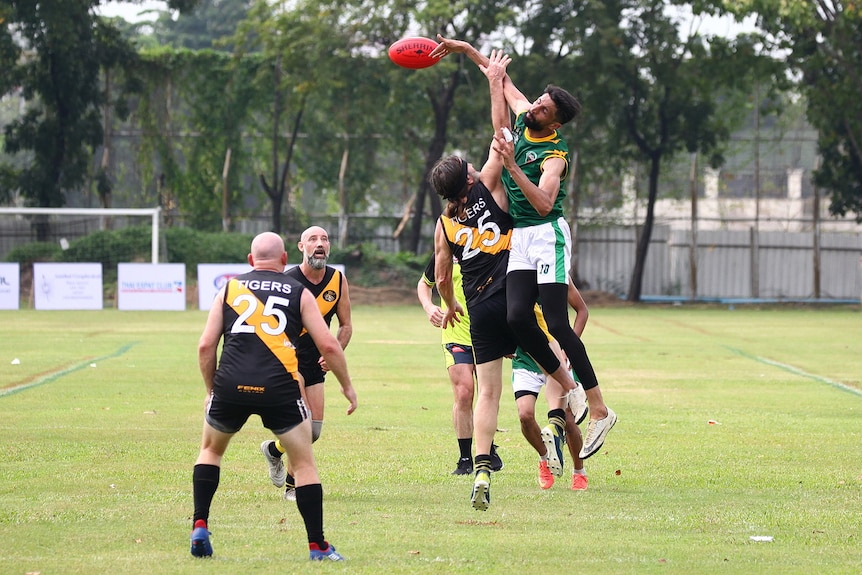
[727,347,862,397]
[0,343,138,398]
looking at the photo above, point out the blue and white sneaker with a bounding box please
[541,424,565,477]
[309,542,344,561]
[190,523,213,557]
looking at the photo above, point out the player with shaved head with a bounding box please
[191,231,356,561]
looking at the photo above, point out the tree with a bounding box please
[149,0,251,51]
[0,0,201,216]
[331,0,519,253]
[719,0,862,221]
[552,0,773,301]
[2,0,105,209]
[232,0,332,234]
[135,48,263,230]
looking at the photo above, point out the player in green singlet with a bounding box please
[432,35,617,461]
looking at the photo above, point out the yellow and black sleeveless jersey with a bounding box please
[284,265,343,368]
[214,270,303,404]
[440,180,512,307]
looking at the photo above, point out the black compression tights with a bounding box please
[506,270,599,390]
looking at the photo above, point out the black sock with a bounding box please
[295,483,325,547]
[548,408,566,433]
[192,464,220,527]
[474,454,492,473]
[267,441,282,458]
[457,438,472,460]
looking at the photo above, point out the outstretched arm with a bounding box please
[479,49,511,210]
[431,35,530,114]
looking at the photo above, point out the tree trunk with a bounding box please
[337,136,349,248]
[269,56,282,234]
[627,154,661,302]
[407,70,461,254]
[99,69,113,216]
[568,147,582,287]
[221,147,231,232]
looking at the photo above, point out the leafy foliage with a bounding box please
[528,0,776,301]
[329,241,427,287]
[720,0,862,221]
[2,1,105,207]
[134,48,265,230]
[3,241,62,266]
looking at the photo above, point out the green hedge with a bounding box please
[4,227,427,289]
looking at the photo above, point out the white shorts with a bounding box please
[512,368,546,395]
[507,217,572,284]
[512,366,578,397]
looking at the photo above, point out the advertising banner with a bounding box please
[197,264,251,311]
[33,263,103,310]
[0,262,20,310]
[118,263,186,311]
[197,263,345,310]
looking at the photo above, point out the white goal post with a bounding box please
[0,206,162,263]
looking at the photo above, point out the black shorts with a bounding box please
[299,362,326,388]
[445,343,474,367]
[206,391,310,435]
[468,290,518,364]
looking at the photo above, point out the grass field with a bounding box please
[1,304,861,574]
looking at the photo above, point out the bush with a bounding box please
[4,227,425,290]
[330,243,427,288]
[4,242,63,267]
[59,226,153,266]
[164,228,253,269]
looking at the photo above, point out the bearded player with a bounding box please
[259,226,353,500]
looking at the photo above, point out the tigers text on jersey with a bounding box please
[214,269,303,405]
[440,180,512,306]
[502,112,570,227]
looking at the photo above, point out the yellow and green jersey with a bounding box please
[502,112,570,227]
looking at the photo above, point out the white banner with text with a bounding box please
[197,263,345,310]
[197,264,252,310]
[0,262,20,310]
[118,263,187,311]
[33,263,103,310]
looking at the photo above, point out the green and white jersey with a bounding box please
[502,112,570,228]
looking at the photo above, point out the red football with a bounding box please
[388,37,439,69]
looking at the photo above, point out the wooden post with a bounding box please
[813,165,821,299]
[689,152,698,301]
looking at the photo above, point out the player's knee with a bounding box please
[311,420,323,443]
[453,384,474,405]
[517,410,535,425]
